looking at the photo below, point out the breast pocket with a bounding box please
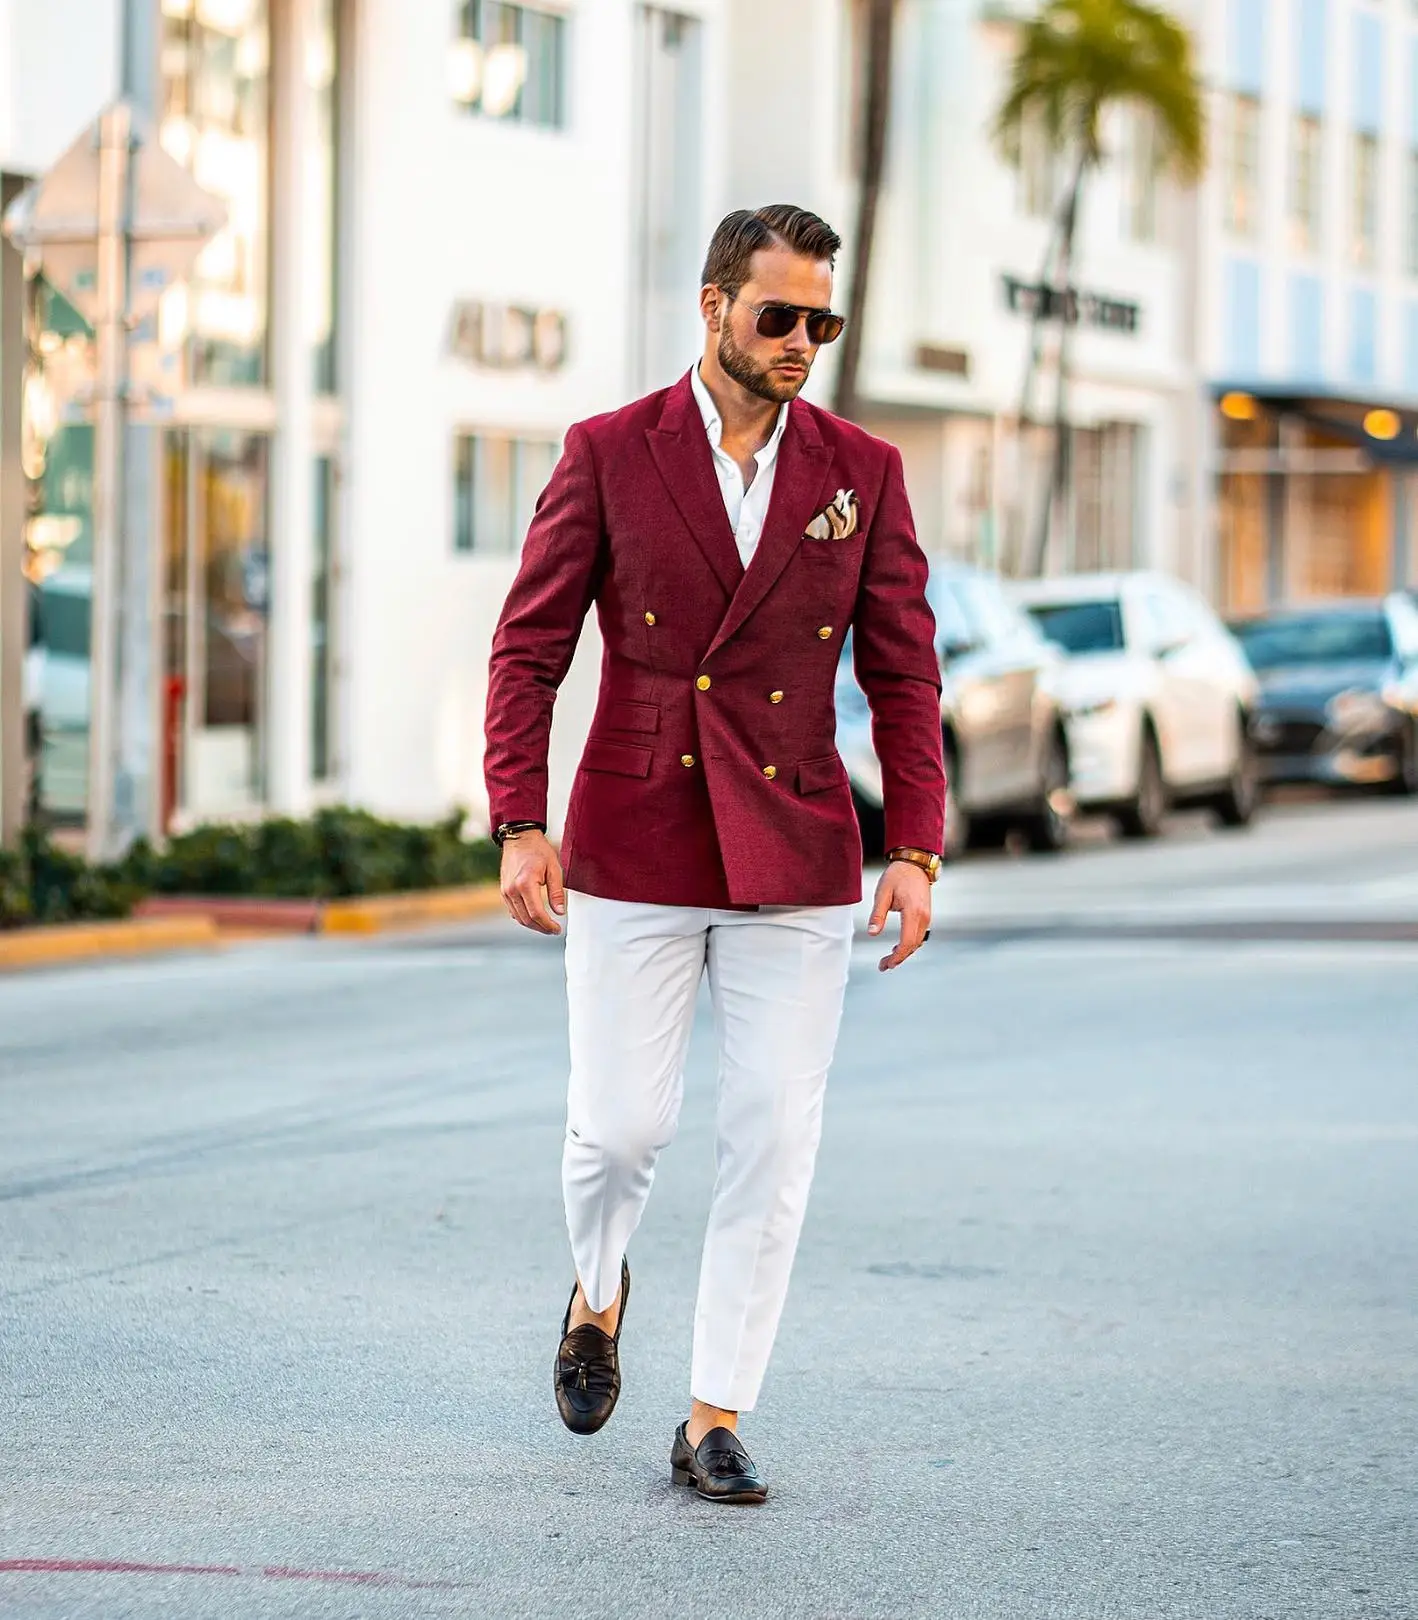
[800,534,867,566]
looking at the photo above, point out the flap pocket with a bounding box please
[581,738,653,778]
[604,699,660,735]
[796,752,847,795]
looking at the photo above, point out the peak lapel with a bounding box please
[707,405,834,658]
[645,375,744,599]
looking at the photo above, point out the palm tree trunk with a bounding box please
[1003,208,1064,574]
[833,0,896,421]
[1029,153,1086,577]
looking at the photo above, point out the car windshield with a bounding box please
[1231,612,1392,669]
[1024,599,1125,654]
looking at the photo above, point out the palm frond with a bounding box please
[993,0,1205,180]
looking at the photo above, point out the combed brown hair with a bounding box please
[700,205,842,295]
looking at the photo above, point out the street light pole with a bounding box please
[86,101,132,864]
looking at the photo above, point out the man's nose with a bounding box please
[784,319,813,354]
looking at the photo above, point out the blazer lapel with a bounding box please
[644,374,744,599]
[707,403,835,658]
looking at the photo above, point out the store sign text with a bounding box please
[449,300,568,372]
[1001,275,1141,335]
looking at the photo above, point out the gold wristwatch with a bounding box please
[885,846,942,882]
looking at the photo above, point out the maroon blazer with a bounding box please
[483,371,945,908]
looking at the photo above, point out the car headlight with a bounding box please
[1326,688,1390,729]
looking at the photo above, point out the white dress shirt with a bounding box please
[690,362,791,569]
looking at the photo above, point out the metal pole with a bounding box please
[116,0,162,851]
[87,103,132,863]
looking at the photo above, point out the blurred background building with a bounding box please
[1,0,1417,849]
[1198,0,1418,612]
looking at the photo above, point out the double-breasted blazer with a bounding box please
[483,371,945,908]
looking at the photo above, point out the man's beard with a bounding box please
[717,321,808,404]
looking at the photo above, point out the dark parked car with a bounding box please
[1228,596,1418,794]
[836,562,1073,860]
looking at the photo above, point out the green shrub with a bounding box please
[1,807,500,929]
[0,828,141,930]
[0,846,33,929]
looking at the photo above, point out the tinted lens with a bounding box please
[753,304,801,339]
[806,312,846,345]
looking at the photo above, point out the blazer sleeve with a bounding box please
[850,445,947,855]
[483,423,606,831]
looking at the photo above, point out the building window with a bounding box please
[309,0,341,393]
[450,2,566,128]
[312,457,335,781]
[1288,113,1322,254]
[453,432,559,555]
[1407,150,1418,277]
[159,0,271,387]
[1123,110,1157,242]
[1353,131,1379,268]
[1225,93,1261,239]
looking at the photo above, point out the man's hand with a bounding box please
[867,861,932,971]
[500,830,566,935]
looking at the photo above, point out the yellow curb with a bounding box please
[318,882,505,936]
[0,914,220,972]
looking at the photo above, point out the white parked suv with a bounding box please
[1008,571,1260,836]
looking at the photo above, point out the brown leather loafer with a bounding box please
[669,1422,768,1504]
[553,1257,629,1435]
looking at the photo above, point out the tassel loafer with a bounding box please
[669,1422,768,1505]
[554,1257,629,1435]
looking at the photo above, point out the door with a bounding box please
[928,576,998,808]
[1137,583,1222,786]
[162,428,271,823]
[954,575,1044,802]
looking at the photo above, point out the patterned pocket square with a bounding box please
[804,488,860,541]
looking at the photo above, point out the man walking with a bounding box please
[484,205,945,1505]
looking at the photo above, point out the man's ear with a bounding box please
[700,285,723,331]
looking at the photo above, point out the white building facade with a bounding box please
[4,0,734,841]
[720,0,1197,590]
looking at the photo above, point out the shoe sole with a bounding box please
[670,1465,767,1505]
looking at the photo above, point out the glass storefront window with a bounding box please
[160,0,271,387]
[309,0,340,393]
[312,457,335,780]
[163,427,271,818]
[30,425,96,826]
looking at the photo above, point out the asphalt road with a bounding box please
[3,797,1417,1619]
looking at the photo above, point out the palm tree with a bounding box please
[993,0,1205,574]
[834,0,897,422]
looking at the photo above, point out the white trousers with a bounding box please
[562,890,856,1412]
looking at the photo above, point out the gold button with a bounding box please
[762,764,777,780]
[681,754,695,767]
[644,611,657,626]
[696,674,712,691]
[817,625,834,640]
[768,690,784,704]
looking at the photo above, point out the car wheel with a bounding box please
[1210,714,1259,828]
[941,733,970,863]
[1386,720,1418,797]
[1022,727,1073,855]
[1115,725,1166,839]
[852,787,886,862]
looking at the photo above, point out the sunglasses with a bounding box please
[727,294,846,346]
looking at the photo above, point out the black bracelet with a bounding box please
[493,819,547,846]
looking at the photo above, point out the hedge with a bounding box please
[0,808,501,931]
